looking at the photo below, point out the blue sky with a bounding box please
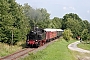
[15,0,90,22]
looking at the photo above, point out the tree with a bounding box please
[62,13,82,29]
[22,3,50,29]
[0,0,29,45]
[63,29,73,41]
[81,29,88,41]
[61,13,88,38]
[88,23,90,33]
[37,19,51,28]
[0,0,14,43]
[65,18,82,37]
[87,34,90,40]
[51,17,62,29]
[8,0,30,43]
[82,20,90,33]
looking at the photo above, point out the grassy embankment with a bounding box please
[0,41,26,57]
[21,38,76,60]
[78,41,90,51]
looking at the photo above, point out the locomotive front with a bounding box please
[26,27,46,47]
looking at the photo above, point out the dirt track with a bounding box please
[68,41,90,60]
[68,41,90,53]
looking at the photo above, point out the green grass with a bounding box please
[73,41,90,59]
[70,51,90,60]
[78,42,90,51]
[21,38,76,60]
[0,41,25,57]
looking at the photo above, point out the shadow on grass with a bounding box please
[20,43,27,49]
[20,43,39,48]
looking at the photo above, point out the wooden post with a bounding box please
[12,30,13,45]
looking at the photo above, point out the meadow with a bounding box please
[21,38,76,60]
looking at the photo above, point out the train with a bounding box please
[26,27,63,48]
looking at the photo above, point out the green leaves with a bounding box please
[81,29,88,41]
[63,29,73,41]
[0,0,29,45]
[22,4,50,29]
[51,17,62,29]
[62,13,90,39]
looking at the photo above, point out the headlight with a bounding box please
[36,40,37,41]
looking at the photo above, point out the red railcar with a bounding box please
[44,28,63,42]
[44,29,57,42]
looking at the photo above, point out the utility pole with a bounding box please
[12,29,13,45]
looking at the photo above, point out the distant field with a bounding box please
[0,41,25,57]
[78,42,90,51]
[21,38,76,60]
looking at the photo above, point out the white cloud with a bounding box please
[63,7,67,10]
[63,6,75,11]
[87,10,90,13]
[69,7,75,10]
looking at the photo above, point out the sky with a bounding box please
[15,0,90,22]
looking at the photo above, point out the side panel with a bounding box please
[50,32,53,39]
[46,31,57,40]
[52,31,57,39]
[45,32,50,39]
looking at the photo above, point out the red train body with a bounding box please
[26,28,63,48]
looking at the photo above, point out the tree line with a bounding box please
[0,0,90,45]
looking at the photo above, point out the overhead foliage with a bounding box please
[81,29,89,41]
[22,3,50,29]
[65,18,82,37]
[51,17,62,29]
[0,0,29,45]
[62,13,90,39]
[62,13,82,29]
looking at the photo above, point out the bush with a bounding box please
[63,29,73,41]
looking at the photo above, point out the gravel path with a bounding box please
[68,41,90,53]
[68,41,90,60]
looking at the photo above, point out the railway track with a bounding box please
[0,38,59,60]
[0,48,36,60]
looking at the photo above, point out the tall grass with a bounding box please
[21,38,76,60]
[78,43,90,51]
[0,41,25,57]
